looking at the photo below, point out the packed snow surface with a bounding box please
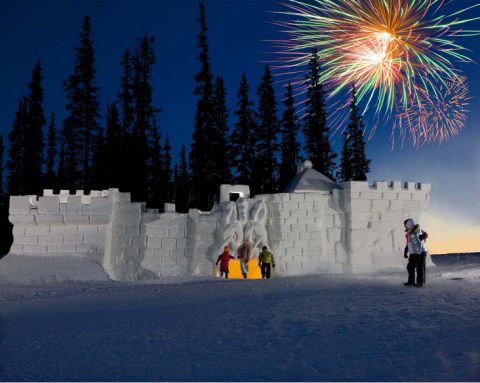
[0,255,479,381]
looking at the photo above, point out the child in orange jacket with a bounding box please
[216,246,234,279]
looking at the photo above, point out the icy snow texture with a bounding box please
[0,257,479,381]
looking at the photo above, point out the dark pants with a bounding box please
[261,263,272,279]
[407,252,426,284]
[220,269,229,279]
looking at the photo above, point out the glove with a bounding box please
[272,263,276,268]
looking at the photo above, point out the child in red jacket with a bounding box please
[216,246,234,279]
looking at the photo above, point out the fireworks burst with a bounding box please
[396,76,470,146]
[272,0,480,145]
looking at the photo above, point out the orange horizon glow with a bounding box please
[421,213,480,254]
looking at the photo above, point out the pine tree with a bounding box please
[190,2,216,211]
[130,35,159,203]
[91,128,106,190]
[118,48,134,192]
[146,118,163,210]
[338,130,353,182]
[230,73,256,185]
[339,84,370,182]
[104,103,123,188]
[303,48,336,179]
[23,60,46,194]
[0,135,4,199]
[44,113,57,188]
[7,97,29,195]
[253,65,279,194]
[63,15,101,191]
[162,136,174,204]
[279,83,301,190]
[349,85,371,181]
[175,145,190,213]
[56,141,67,191]
[212,76,231,190]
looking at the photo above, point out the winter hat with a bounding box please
[404,218,415,231]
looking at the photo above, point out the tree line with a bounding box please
[0,3,370,254]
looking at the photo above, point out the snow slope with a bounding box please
[0,255,109,284]
[1,261,479,381]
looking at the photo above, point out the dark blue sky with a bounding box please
[1,0,479,251]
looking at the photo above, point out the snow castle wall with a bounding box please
[9,189,112,263]
[7,179,431,281]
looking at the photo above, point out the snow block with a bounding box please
[36,214,65,225]
[64,214,89,225]
[16,236,38,245]
[9,214,36,225]
[371,199,390,212]
[90,197,113,215]
[63,233,85,245]
[38,235,64,245]
[289,193,306,201]
[51,225,78,234]
[66,196,83,214]
[37,196,60,214]
[25,226,50,235]
[9,196,32,214]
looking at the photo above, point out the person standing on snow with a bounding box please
[258,246,275,279]
[237,239,252,279]
[403,218,429,287]
[216,245,234,279]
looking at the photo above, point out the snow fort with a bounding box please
[7,161,432,281]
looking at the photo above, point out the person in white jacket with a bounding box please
[403,218,429,287]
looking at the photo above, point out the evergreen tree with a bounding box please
[230,73,256,185]
[118,48,134,192]
[338,130,353,182]
[130,35,159,204]
[104,103,123,188]
[162,136,174,204]
[0,135,4,199]
[279,83,301,190]
[63,15,101,191]
[91,128,106,190]
[212,76,231,189]
[339,85,370,181]
[303,48,336,179]
[44,113,57,188]
[253,65,279,194]
[146,118,163,210]
[7,97,29,195]
[349,85,371,181]
[190,2,216,211]
[119,49,134,135]
[175,145,190,213]
[56,141,67,191]
[23,60,46,194]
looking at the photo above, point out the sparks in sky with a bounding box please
[272,0,480,146]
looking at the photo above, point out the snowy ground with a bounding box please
[1,255,479,381]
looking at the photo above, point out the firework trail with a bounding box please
[272,0,480,145]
